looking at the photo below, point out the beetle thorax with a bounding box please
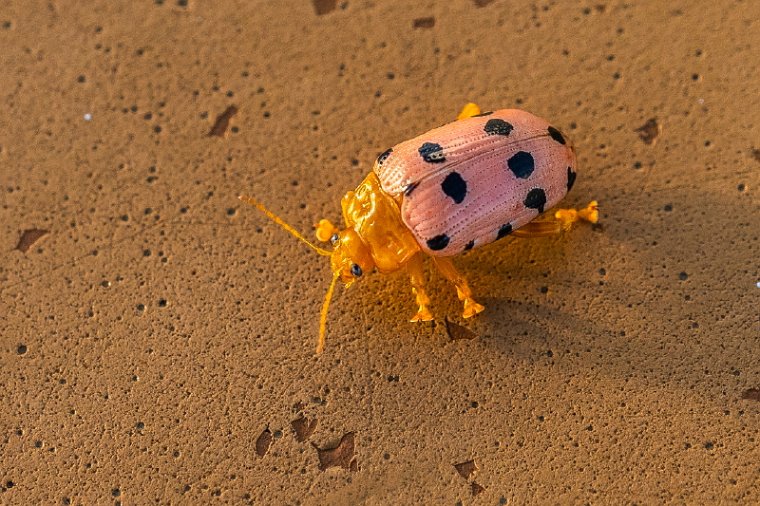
[340,172,421,274]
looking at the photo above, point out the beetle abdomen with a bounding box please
[373,109,577,256]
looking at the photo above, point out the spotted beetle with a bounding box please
[240,103,598,353]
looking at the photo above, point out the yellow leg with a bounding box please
[457,102,481,120]
[512,201,599,238]
[407,253,433,322]
[431,257,485,319]
[555,200,598,227]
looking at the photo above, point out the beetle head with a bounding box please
[316,219,374,287]
[329,228,375,287]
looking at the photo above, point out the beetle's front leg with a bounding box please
[431,257,485,319]
[406,253,433,322]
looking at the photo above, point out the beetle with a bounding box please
[240,103,598,353]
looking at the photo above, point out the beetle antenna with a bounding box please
[238,195,332,257]
[317,273,340,354]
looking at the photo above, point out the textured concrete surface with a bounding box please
[1,0,759,504]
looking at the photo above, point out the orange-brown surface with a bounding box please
[1,1,758,504]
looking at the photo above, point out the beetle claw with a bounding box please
[462,299,485,319]
[579,201,599,223]
[410,308,434,322]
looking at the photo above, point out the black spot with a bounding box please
[473,111,493,117]
[548,126,566,144]
[426,234,450,251]
[464,240,475,251]
[376,147,392,165]
[484,118,514,136]
[497,223,513,240]
[567,166,577,191]
[524,188,547,213]
[418,142,446,163]
[441,172,467,204]
[507,151,535,179]
[404,182,419,196]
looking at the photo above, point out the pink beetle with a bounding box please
[240,103,598,352]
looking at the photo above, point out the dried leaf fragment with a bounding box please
[454,459,478,479]
[635,118,661,145]
[413,17,435,29]
[742,388,760,402]
[314,432,356,471]
[291,416,318,442]
[208,105,238,137]
[473,0,494,6]
[471,482,486,496]
[446,319,477,341]
[255,428,273,457]
[16,229,49,253]
[312,0,336,15]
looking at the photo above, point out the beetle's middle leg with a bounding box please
[431,256,485,319]
[407,253,433,322]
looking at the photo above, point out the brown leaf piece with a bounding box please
[413,17,435,29]
[473,0,494,6]
[751,148,760,162]
[255,428,273,457]
[208,105,238,137]
[446,319,477,341]
[454,459,478,480]
[16,229,49,253]
[471,482,486,496]
[314,432,356,471]
[635,118,661,145]
[291,416,318,442]
[312,0,336,15]
[742,388,760,402]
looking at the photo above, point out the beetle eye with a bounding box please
[350,263,363,277]
[330,233,339,246]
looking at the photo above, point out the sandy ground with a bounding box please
[1,0,759,504]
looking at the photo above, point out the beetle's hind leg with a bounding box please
[457,103,481,120]
[431,257,485,319]
[555,200,599,227]
[407,253,434,322]
[512,201,599,238]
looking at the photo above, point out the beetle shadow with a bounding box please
[474,295,652,384]
[446,180,758,394]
